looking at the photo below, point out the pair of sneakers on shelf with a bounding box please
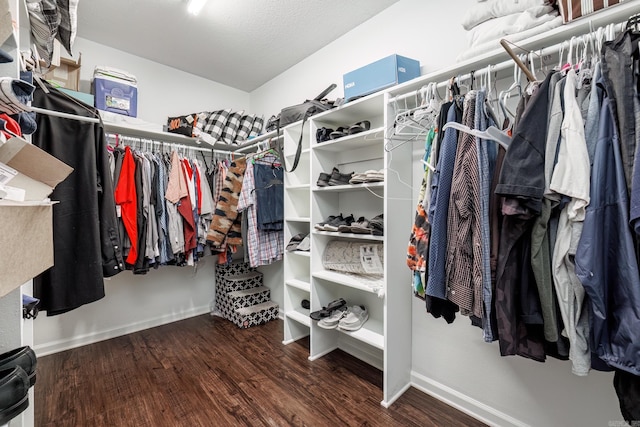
[318,304,369,331]
[317,167,353,187]
[315,213,383,235]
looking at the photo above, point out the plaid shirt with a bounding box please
[445,92,483,319]
[238,160,284,267]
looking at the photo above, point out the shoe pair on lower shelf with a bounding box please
[315,214,383,236]
[0,346,37,425]
[317,305,369,331]
[317,167,353,187]
[315,213,354,232]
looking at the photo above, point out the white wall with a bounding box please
[66,37,251,125]
[34,261,216,355]
[250,1,624,426]
[250,0,471,118]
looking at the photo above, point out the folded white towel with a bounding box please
[457,15,563,62]
[462,0,550,30]
[468,6,558,47]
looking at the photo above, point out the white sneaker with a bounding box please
[338,305,368,331]
[317,307,347,329]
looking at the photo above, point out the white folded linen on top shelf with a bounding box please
[456,15,563,62]
[468,5,558,47]
[462,0,552,30]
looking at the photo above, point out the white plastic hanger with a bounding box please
[442,122,510,150]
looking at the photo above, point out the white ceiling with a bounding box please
[76,0,401,92]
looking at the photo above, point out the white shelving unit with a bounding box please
[282,120,312,345]
[280,91,413,407]
[0,1,36,426]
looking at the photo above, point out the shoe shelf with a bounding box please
[312,182,384,193]
[285,279,311,293]
[286,183,311,190]
[312,230,384,241]
[285,148,311,158]
[286,307,311,327]
[285,89,412,407]
[339,317,384,350]
[312,270,384,295]
[290,250,311,258]
[312,127,385,152]
[311,91,386,126]
[285,217,311,223]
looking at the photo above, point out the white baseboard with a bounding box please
[34,305,210,357]
[381,381,412,408]
[411,371,530,427]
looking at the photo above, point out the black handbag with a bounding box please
[275,84,337,172]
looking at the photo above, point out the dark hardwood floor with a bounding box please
[35,315,486,426]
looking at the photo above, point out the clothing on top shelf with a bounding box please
[461,0,553,31]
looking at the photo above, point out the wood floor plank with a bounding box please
[35,315,486,426]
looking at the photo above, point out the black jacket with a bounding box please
[32,84,124,316]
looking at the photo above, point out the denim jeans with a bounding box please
[253,162,284,231]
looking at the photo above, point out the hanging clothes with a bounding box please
[32,83,124,315]
[445,91,483,319]
[207,157,247,247]
[114,146,138,266]
[494,72,555,362]
[548,68,591,376]
[238,158,284,267]
[575,95,640,376]
[475,89,498,342]
[425,99,461,323]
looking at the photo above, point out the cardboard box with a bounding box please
[44,54,81,91]
[93,76,138,117]
[0,137,73,298]
[343,54,420,102]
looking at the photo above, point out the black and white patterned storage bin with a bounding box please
[213,261,279,328]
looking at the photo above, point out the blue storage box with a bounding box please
[93,77,138,117]
[343,54,420,102]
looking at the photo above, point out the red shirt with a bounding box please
[114,147,138,265]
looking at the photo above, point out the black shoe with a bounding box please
[0,367,29,425]
[316,127,334,143]
[369,214,384,236]
[319,214,345,232]
[336,215,357,232]
[315,214,341,231]
[328,169,354,186]
[0,347,37,387]
[326,214,354,232]
[317,167,338,187]
[310,298,347,321]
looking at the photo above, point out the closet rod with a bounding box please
[30,106,101,124]
[106,134,229,154]
[388,21,625,104]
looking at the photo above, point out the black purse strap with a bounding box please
[276,114,308,173]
